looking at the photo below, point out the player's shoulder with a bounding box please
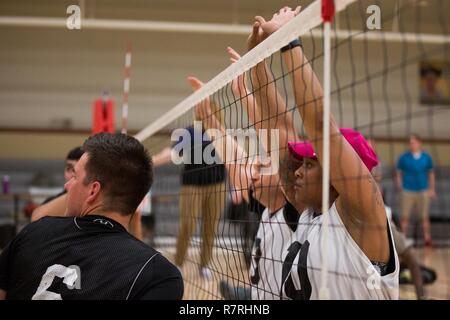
[8,216,69,248]
[147,251,181,276]
[105,228,156,253]
[127,249,183,300]
[32,215,72,223]
[21,215,69,234]
[127,242,182,282]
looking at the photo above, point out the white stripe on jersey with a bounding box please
[281,202,399,300]
[250,207,298,300]
[126,253,159,300]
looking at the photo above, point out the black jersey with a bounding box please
[0,215,183,300]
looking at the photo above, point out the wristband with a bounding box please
[281,38,303,52]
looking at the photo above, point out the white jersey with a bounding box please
[280,202,399,300]
[250,202,299,300]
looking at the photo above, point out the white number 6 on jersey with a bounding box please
[32,264,81,300]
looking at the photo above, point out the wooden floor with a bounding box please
[398,247,449,300]
[158,245,450,300]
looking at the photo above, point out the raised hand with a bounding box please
[226,47,249,99]
[187,76,213,122]
[254,6,301,41]
[246,21,264,51]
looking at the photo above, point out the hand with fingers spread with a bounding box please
[227,47,249,99]
[246,20,264,51]
[187,76,213,122]
[243,7,301,159]
[187,78,258,210]
[254,6,301,41]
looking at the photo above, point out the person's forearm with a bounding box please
[152,147,172,167]
[207,119,246,182]
[210,100,285,211]
[202,114,252,202]
[285,44,388,236]
[238,87,264,132]
[251,62,297,134]
[283,46,327,144]
[251,61,276,118]
[250,62,298,159]
[403,249,425,299]
[250,61,272,92]
[395,171,403,190]
[199,103,246,169]
[428,171,436,192]
[31,193,67,221]
[205,103,254,169]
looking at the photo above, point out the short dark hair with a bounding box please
[410,133,421,142]
[82,133,153,216]
[66,146,84,161]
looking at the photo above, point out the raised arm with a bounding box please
[395,170,403,191]
[244,20,300,159]
[187,76,284,211]
[152,147,172,167]
[227,47,290,210]
[428,170,436,199]
[188,76,253,205]
[31,193,67,221]
[261,7,389,262]
[227,47,263,132]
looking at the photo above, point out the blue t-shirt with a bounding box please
[396,152,433,192]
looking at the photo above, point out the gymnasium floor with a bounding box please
[158,245,450,300]
[398,247,449,300]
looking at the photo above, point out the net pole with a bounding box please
[121,42,132,134]
[319,0,335,301]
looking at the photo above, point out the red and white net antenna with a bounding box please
[121,42,132,134]
[319,0,335,301]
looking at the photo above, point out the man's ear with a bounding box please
[86,181,102,204]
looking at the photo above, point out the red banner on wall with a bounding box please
[92,98,115,134]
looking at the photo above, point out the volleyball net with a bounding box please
[135,0,449,300]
